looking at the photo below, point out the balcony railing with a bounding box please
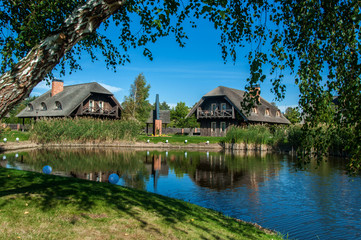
[197,107,235,119]
[82,105,118,117]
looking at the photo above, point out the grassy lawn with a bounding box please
[0,130,30,142]
[137,135,225,144]
[0,168,282,240]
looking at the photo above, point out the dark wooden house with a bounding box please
[17,79,122,120]
[186,86,290,136]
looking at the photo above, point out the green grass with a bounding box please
[0,130,30,142]
[137,134,225,144]
[0,168,282,240]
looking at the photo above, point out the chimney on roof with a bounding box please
[51,79,64,97]
[251,84,261,102]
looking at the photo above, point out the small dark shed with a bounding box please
[146,110,170,135]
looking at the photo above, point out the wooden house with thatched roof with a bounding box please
[186,86,290,136]
[17,79,122,120]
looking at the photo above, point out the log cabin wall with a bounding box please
[197,97,246,136]
[199,119,239,137]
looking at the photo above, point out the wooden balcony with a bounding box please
[82,105,118,117]
[197,107,235,119]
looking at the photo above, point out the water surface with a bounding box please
[2,148,360,240]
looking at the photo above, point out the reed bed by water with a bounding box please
[30,118,142,143]
[224,124,304,150]
[224,125,274,145]
[224,124,349,156]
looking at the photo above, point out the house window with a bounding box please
[55,101,62,110]
[211,103,217,113]
[211,122,217,132]
[252,107,258,114]
[27,104,33,111]
[89,100,94,112]
[220,122,226,132]
[221,103,226,112]
[265,108,270,116]
[276,110,281,117]
[41,102,47,111]
[98,101,104,113]
[99,101,103,109]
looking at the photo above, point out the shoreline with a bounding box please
[0,140,224,153]
[0,140,291,155]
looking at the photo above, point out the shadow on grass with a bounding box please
[0,168,276,239]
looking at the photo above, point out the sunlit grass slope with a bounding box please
[0,168,282,240]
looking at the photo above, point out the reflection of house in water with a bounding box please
[144,153,169,190]
[189,153,280,191]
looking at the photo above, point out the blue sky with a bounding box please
[31,18,299,112]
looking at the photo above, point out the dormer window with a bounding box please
[276,110,281,117]
[251,107,258,114]
[265,108,270,116]
[41,102,47,111]
[55,101,62,110]
[27,104,33,111]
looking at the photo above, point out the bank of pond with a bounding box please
[1,148,360,239]
[1,118,349,157]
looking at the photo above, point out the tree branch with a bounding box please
[0,0,125,118]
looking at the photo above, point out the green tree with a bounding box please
[0,0,360,171]
[122,74,151,123]
[170,102,199,128]
[151,101,170,110]
[284,107,300,125]
[160,101,170,111]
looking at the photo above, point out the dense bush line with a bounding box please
[30,118,142,143]
[224,124,349,155]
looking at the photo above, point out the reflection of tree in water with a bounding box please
[289,154,348,175]
[165,151,203,178]
[12,148,150,188]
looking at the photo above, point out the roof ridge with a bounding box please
[63,82,97,88]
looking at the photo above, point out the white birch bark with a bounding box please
[0,0,125,117]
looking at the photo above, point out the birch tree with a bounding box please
[0,0,124,116]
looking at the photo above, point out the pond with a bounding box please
[1,148,360,240]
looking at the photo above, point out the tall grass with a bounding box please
[224,125,274,145]
[224,124,304,148]
[30,118,141,143]
[224,124,349,155]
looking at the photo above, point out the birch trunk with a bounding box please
[0,0,124,118]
